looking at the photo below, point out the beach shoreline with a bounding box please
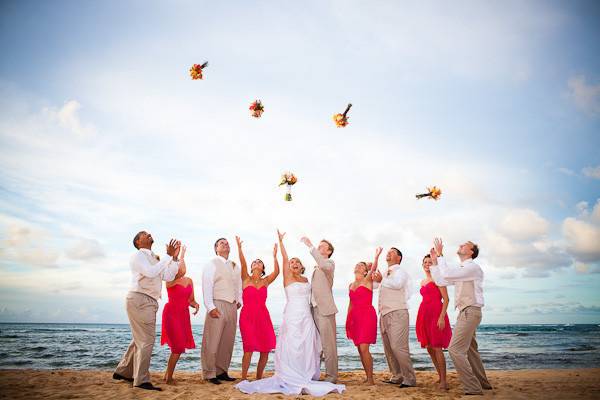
[0,368,599,399]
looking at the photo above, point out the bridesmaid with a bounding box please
[415,254,452,390]
[345,246,382,385]
[236,236,279,381]
[161,246,200,384]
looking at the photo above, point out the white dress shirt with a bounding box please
[202,255,243,312]
[129,248,179,298]
[373,264,413,303]
[430,256,484,308]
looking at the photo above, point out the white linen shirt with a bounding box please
[373,263,413,303]
[430,256,484,308]
[202,255,243,312]
[129,248,179,298]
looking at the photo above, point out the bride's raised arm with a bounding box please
[277,229,292,285]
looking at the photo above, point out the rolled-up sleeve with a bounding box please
[131,252,174,278]
[434,257,481,283]
[310,247,335,272]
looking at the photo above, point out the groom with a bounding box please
[201,237,242,384]
[301,236,338,383]
[113,231,182,391]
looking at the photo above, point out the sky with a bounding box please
[0,0,599,325]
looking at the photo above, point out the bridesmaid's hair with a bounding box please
[252,259,266,277]
[357,261,368,276]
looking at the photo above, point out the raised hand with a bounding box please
[375,246,383,259]
[273,243,278,257]
[173,240,182,260]
[429,247,438,265]
[372,270,383,283]
[300,236,313,248]
[277,229,286,241]
[235,235,243,248]
[434,238,444,257]
[166,239,178,257]
[180,245,187,261]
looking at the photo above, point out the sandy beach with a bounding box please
[0,369,598,399]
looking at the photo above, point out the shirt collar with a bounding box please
[386,263,401,275]
[461,258,473,266]
[216,255,233,265]
[140,248,153,256]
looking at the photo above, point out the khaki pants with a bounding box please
[201,300,238,379]
[114,292,158,386]
[380,309,416,386]
[312,306,339,382]
[448,306,491,394]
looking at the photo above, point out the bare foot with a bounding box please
[165,378,176,385]
[438,382,449,390]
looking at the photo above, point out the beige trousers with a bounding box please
[448,306,492,394]
[114,292,158,386]
[201,300,238,379]
[380,309,416,386]
[312,306,339,382]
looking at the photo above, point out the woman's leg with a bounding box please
[241,352,252,380]
[432,348,448,389]
[427,346,441,382]
[357,344,374,385]
[256,352,269,379]
[164,352,181,384]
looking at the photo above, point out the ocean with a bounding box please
[0,323,599,372]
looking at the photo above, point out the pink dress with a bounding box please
[415,281,452,348]
[345,286,377,346]
[239,285,276,352]
[161,284,196,354]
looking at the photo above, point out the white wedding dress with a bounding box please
[235,282,345,396]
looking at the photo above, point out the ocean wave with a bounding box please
[567,345,596,352]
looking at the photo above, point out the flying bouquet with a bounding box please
[278,172,298,201]
[189,62,208,80]
[416,186,442,201]
[249,100,264,118]
[333,103,352,128]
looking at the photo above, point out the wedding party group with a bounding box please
[112,230,493,396]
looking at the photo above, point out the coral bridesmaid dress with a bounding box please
[239,285,276,352]
[415,281,452,348]
[161,284,196,354]
[345,285,377,346]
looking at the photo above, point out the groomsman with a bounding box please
[113,231,182,391]
[429,238,492,395]
[301,236,339,383]
[201,237,242,384]
[372,247,416,388]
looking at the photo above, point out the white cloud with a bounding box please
[0,219,59,268]
[65,238,105,260]
[43,100,96,137]
[567,75,600,116]
[582,165,600,179]
[562,200,600,263]
[498,209,549,241]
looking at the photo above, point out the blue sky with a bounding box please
[0,0,599,325]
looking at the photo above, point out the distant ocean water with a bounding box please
[0,323,599,372]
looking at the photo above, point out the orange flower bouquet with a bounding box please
[416,186,442,201]
[249,100,264,118]
[278,172,298,201]
[333,103,352,127]
[189,62,208,80]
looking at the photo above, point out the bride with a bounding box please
[235,230,346,396]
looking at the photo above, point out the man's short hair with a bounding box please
[469,241,480,259]
[214,237,227,254]
[321,239,334,257]
[133,231,144,249]
[391,247,403,261]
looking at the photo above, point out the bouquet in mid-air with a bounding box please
[279,172,298,201]
[189,62,208,80]
[333,103,352,127]
[249,100,264,118]
[416,186,442,201]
